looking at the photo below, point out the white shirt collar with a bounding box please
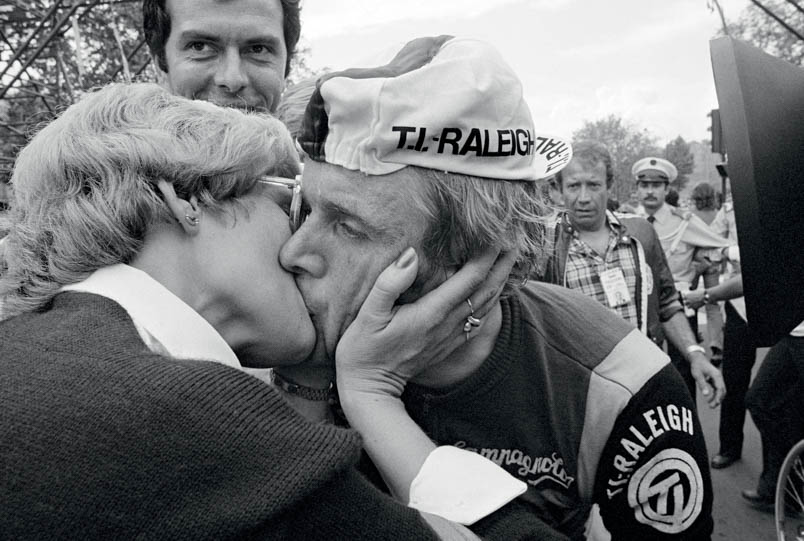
[651,202,672,224]
[61,264,240,369]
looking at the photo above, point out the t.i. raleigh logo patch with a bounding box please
[627,448,703,534]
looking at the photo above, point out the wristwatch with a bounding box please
[703,290,712,304]
[685,344,707,357]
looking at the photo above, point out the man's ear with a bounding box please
[156,180,200,236]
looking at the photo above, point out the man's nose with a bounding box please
[214,49,248,94]
[279,225,326,278]
[578,185,592,201]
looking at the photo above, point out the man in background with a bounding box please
[143,0,299,114]
[542,141,724,408]
[634,157,733,398]
[701,181,758,470]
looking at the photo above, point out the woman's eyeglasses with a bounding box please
[258,175,304,232]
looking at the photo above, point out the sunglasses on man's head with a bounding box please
[257,175,305,232]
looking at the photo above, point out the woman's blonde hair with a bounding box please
[0,83,299,318]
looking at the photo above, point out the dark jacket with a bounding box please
[540,211,683,344]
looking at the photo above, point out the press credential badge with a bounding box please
[600,268,631,308]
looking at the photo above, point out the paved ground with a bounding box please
[697,345,776,541]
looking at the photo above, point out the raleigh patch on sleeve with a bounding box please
[604,402,704,534]
[627,448,704,534]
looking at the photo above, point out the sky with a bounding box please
[296,0,751,145]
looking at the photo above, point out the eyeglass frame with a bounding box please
[257,174,304,232]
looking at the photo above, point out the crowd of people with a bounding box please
[0,0,801,539]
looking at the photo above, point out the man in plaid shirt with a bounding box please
[560,211,641,327]
[540,141,725,409]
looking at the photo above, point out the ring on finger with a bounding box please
[463,318,482,334]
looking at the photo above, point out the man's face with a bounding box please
[560,157,608,232]
[279,161,430,365]
[161,0,287,113]
[636,170,669,213]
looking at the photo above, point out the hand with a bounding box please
[691,258,712,282]
[336,247,515,399]
[689,352,726,408]
[684,289,706,311]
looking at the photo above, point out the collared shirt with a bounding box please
[564,212,640,327]
[61,264,242,367]
[646,203,733,284]
[61,264,526,525]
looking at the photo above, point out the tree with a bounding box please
[572,115,660,203]
[287,43,328,86]
[663,136,695,191]
[722,0,804,66]
[1,1,151,181]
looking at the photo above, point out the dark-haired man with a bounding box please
[542,141,724,409]
[142,0,300,113]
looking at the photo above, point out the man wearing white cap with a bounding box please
[280,36,713,539]
[634,157,733,399]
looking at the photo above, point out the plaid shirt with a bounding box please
[562,213,640,327]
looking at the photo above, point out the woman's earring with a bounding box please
[184,214,199,226]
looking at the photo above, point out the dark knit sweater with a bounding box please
[404,283,713,540]
[0,292,437,540]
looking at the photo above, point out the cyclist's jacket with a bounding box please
[403,282,713,540]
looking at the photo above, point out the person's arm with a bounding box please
[706,273,744,303]
[337,389,433,502]
[661,312,725,408]
[684,274,744,310]
[594,363,714,539]
[336,248,531,527]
